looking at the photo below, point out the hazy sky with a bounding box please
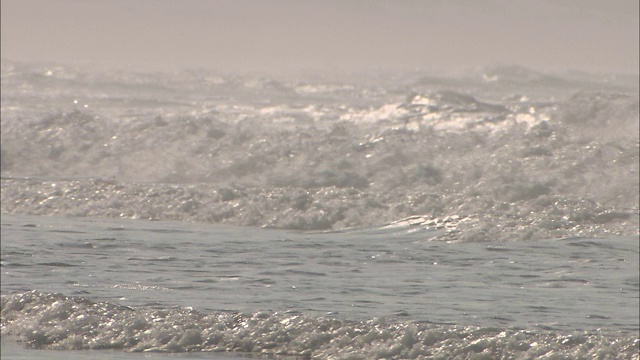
[1,0,638,74]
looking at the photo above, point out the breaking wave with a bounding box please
[2,291,637,359]
[1,61,638,241]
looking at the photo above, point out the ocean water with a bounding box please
[1,214,639,359]
[1,60,639,359]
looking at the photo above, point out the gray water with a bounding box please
[2,214,638,358]
[2,214,639,332]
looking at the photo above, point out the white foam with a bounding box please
[2,291,637,358]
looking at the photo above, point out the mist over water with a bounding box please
[1,60,638,241]
[2,1,639,359]
[1,0,639,74]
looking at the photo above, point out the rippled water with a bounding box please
[2,214,639,331]
[2,214,639,358]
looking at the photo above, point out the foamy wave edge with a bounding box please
[2,291,638,359]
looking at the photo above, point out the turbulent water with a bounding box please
[1,60,639,359]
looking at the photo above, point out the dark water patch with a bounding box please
[528,306,554,313]
[193,278,219,284]
[485,245,512,252]
[284,269,327,277]
[106,227,127,231]
[490,316,514,322]
[518,274,541,278]
[126,256,178,262]
[37,262,78,267]
[56,242,96,249]
[142,228,196,235]
[49,229,87,234]
[586,314,611,320]
[2,262,29,267]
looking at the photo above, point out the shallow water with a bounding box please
[2,214,638,358]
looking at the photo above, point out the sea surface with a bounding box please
[1,60,639,358]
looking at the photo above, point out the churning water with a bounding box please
[1,60,639,358]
